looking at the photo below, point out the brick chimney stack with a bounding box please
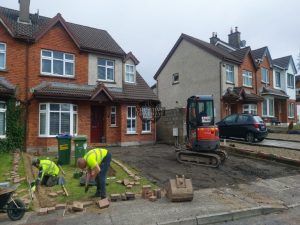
[209,32,219,45]
[18,0,31,24]
[228,26,241,49]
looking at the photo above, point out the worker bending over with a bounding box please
[31,158,60,190]
[77,148,112,199]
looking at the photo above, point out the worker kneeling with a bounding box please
[77,148,112,199]
[31,158,59,191]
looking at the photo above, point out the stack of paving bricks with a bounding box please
[142,185,162,202]
[38,201,96,215]
[110,192,136,202]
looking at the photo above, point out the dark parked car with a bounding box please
[216,114,268,143]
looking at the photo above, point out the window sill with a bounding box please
[0,69,8,73]
[110,125,118,128]
[261,81,269,84]
[126,132,137,135]
[242,85,253,88]
[141,131,152,134]
[0,136,6,139]
[172,81,179,85]
[288,117,295,119]
[226,81,235,85]
[125,81,136,85]
[40,74,76,79]
[97,80,116,84]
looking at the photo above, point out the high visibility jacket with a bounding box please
[38,159,59,181]
[84,148,108,169]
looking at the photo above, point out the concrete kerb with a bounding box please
[265,137,300,143]
[221,145,300,167]
[156,206,286,225]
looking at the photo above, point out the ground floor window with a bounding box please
[110,106,117,126]
[0,101,6,138]
[243,104,257,115]
[288,103,295,118]
[39,103,77,137]
[127,106,136,133]
[262,98,274,117]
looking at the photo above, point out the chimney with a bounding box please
[18,0,31,24]
[228,26,241,49]
[209,32,219,45]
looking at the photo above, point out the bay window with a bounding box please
[262,98,274,117]
[288,103,294,118]
[0,102,6,138]
[39,103,77,136]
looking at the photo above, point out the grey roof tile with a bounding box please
[273,56,292,69]
[0,76,15,95]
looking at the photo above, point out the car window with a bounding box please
[253,116,264,123]
[237,115,249,123]
[223,114,237,123]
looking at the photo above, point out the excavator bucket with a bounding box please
[165,175,193,202]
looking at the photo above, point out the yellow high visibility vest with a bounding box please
[39,159,59,178]
[84,148,108,169]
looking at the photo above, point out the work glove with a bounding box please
[31,185,36,193]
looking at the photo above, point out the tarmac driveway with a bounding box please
[109,144,300,190]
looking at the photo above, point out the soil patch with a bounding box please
[108,144,300,190]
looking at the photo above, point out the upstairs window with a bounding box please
[97,59,114,81]
[275,71,281,88]
[0,102,6,138]
[288,103,294,118]
[226,64,234,83]
[287,73,294,89]
[242,70,252,87]
[172,73,179,84]
[41,50,75,77]
[125,64,135,83]
[0,43,6,70]
[261,68,269,83]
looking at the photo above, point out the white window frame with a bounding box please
[97,58,115,82]
[275,71,281,88]
[41,50,75,77]
[142,107,151,133]
[288,102,295,118]
[262,97,274,117]
[242,70,252,87]
[125,64,135,83]
[0,43,6,70]
[261,68,269,84]
[287,73,294,89]
[127,106,136,134]
[226,64,234,83]
[39,103,77,137]
[242,104,257,115]
[110,106,117,126]
[172,73,179,84]
[0,101,6,138]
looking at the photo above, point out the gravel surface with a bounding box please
[109,144,300,190]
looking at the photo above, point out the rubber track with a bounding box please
[176,151,221,168]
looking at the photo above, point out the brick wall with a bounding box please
[238,53,257,94]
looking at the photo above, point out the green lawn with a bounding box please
[42,156,156,203]
[0,153,12,182]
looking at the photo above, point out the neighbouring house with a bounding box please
[0,1,158,152]
[296,75,300,123]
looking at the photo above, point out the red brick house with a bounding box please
[0,1,158,152]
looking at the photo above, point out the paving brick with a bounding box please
[110,193,121,202]
[47,207,56,213]
[97,198,110,209]
[129,182,135,185]
[142,185,152,199]
[55,204,67,210]
[38,208,48,215]
[134,182,140,185]
[126,185,133,189]
[134,176,141,181]
[116,180,123,184]
[149,196,157,202]
[123,179,129,186]
[56,190,64,195]
[153,189,162,199]
[125,192,135,200]
[121,193,127,201]
[82,201,94,207]
[48,192,58,198]
[72,202,84,212]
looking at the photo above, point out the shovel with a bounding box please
[58,176,69,197]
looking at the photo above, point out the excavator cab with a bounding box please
[176,95,227,168]
[186,95,219,152]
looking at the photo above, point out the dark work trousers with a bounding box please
[95,152,112,198]
[41,175,58,187]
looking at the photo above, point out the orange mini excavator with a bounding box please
[176,95,227,168]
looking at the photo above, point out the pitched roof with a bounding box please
[154,33,242,79]
[0,6,125,57]
[230,47,250,61]
[251,46,272,67]
[0,76,15,96]
[33,72,159,103]
[222,87,263,103]
[273,55,297,74]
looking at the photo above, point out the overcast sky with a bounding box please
[1,0,300,86]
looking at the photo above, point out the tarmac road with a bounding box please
[260,139,300,150]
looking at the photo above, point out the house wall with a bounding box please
[88,53,123,88]
[285,63,296,100]
[156,39,222,121]
[273,68,286,91]
[238,53,257,93]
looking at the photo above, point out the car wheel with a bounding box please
[245,132,255,143]
[256,138,264,142]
